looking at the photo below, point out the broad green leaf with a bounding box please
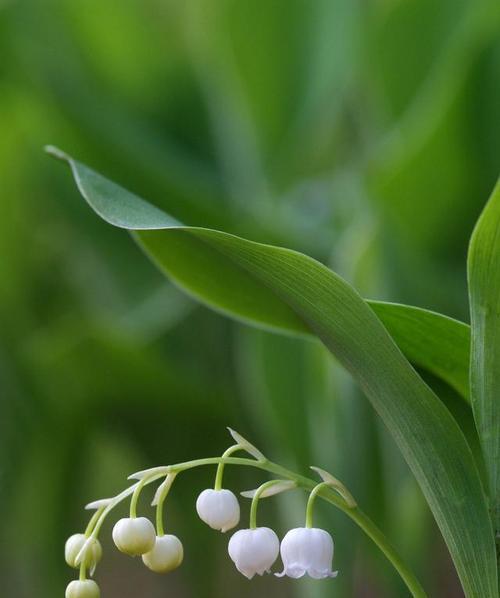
[49,148,497,596]
[468,178,500,538]
[369,301,470,401]
[46,144,472,403]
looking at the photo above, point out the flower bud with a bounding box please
[65,534,102,570]
[228,527,279,579]
[196,488,240,532]
[142,534,184,573]
[65,579,100,598]
[276,527,338,579]
[112,517,156,556]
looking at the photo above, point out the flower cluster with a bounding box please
[64,429,354,597]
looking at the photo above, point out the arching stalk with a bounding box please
[82,455,426,597]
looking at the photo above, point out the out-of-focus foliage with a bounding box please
[0,1,499,597]
[54,150,497,596]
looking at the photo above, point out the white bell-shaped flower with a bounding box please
[65,579,100,598]
[276,527,338,579]
[112,517,156,556]
[228,527,279,579]
[196,488,240,532]
[65,534,102,570]
[142,534,184,573]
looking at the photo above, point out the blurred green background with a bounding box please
[1,1,499,597]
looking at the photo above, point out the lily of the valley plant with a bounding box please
[65,429,354,598]
[49,147,500,597]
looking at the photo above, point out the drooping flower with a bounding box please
[196,488,240,532]
[65,579,100,598]
[65,534,102,571]
[112,517,156,556]
[142,534,184,573]
[276,527,338,579]
[228,527,279,579]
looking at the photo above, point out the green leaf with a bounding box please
[369,301,470,401]
[46,144,472,403]
[48,148,498,596]
[468,177,500,538]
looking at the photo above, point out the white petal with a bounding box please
[309,568,338,579]
[276,565,307,579]
[306,528,334,573]
[278,527,337,580]
[228,527,279,578]
[196,489,240,532]
[280,528,306,567]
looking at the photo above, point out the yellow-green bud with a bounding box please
[65,534,102,570]
[142,535,184,573]
[112,517,156,556]
[65,579,100,598]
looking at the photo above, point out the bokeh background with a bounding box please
[1,1,499,597]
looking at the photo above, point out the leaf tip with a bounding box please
[44,145,70,162]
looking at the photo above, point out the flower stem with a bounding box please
[84,507,105,537]
[347,506,425,595]
[129,475,149,518]
[249,480,286,529]
[155,473,177,537]
[214,445,241,490]
[85,456,426,597]
[305,482,328,528]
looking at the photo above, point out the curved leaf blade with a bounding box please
[369,301,470,400]
[468,177,500,538]
[47,143,472,401]
[49,149,497,596]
